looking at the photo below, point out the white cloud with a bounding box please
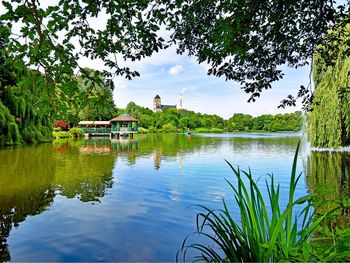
[169,65,184,75]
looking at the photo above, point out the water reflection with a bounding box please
[153,149,162,170]
[5,133,347,261]
[305,151,350,227]
[0,145,56,262]
[0,134,221,261]
[228,135,301,154]
[0,141,116,261]
[54,140,115,202]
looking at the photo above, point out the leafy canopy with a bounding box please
[1,0,349,102]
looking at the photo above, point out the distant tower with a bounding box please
[179,93,183,109]
[179,89,186,110]
[153,95,161,113]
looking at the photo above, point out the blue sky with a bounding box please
[109,45,307,119]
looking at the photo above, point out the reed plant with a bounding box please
[177,142,340,262]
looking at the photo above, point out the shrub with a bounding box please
[161,123,177,133]
[148,126,157,133]
[138,127,149,134]
[177,127,184,133]
[69,127,84,137]
[53,131,72,139]
[53,120,69,131]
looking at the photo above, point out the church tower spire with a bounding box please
[153,95,161,113]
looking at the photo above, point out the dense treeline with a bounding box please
[118,102,302,133]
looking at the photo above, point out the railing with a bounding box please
[83,128,111,134]
[111,127,138,132]
[82,127,139,133]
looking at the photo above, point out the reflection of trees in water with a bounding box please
[0,135,219,260]
[134,134,221,170]
[54,140,115,202]
[85,134,222,170]
[135,134,221,157]
[0,189,55,262]
[229,136,300,154]
[0,134,240,260]
[305,152,350,228]
[0,145,56,261]
[153,149,161,170]
[106,134,298,170]
[0,142,117,260]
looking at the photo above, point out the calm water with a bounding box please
[0,133,349,261]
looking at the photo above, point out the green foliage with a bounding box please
[228,112,302,132]
[0,75,53,146]
[161,123,178,133]
[308,24,350,147]
[178,143,345,262]
[194,127,224,133]
[69,127,84,138]
[53,131,73,140]
[0,100,21,145]
[53,128,84,139]
[138,127,149,134]
[1,1,348,101]
[228,113,254,131]
[0,24,53,146]
[305,151,350,261]
[54,68,117,125]
[118,102,302,133]
[0,22,18,89]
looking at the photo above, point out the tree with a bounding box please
[161,122,177,133]
[253,114,273,131]
[307,23,350,147]
[125,102,138,117]
[0,23,53,146]
[1,1,349,103]
[228,113,253,131]
[170,1,348,104]
[54,68,117,124]
[76,69,116,121]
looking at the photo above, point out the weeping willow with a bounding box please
[307,23,350,147]
[0,23,53,146]
[0,73,53,146]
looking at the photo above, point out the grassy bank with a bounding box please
[138,127,298,134]
[193,128,224,133]
[138,127,225,134]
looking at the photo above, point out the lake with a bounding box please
[0,133,349,261]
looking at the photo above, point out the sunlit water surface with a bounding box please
[0,133,349,261]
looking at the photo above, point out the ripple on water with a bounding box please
[1,133,314,262]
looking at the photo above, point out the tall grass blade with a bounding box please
[178,142,342,262]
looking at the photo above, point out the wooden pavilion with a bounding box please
[110,114,139,139]
[78,114,139,139]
